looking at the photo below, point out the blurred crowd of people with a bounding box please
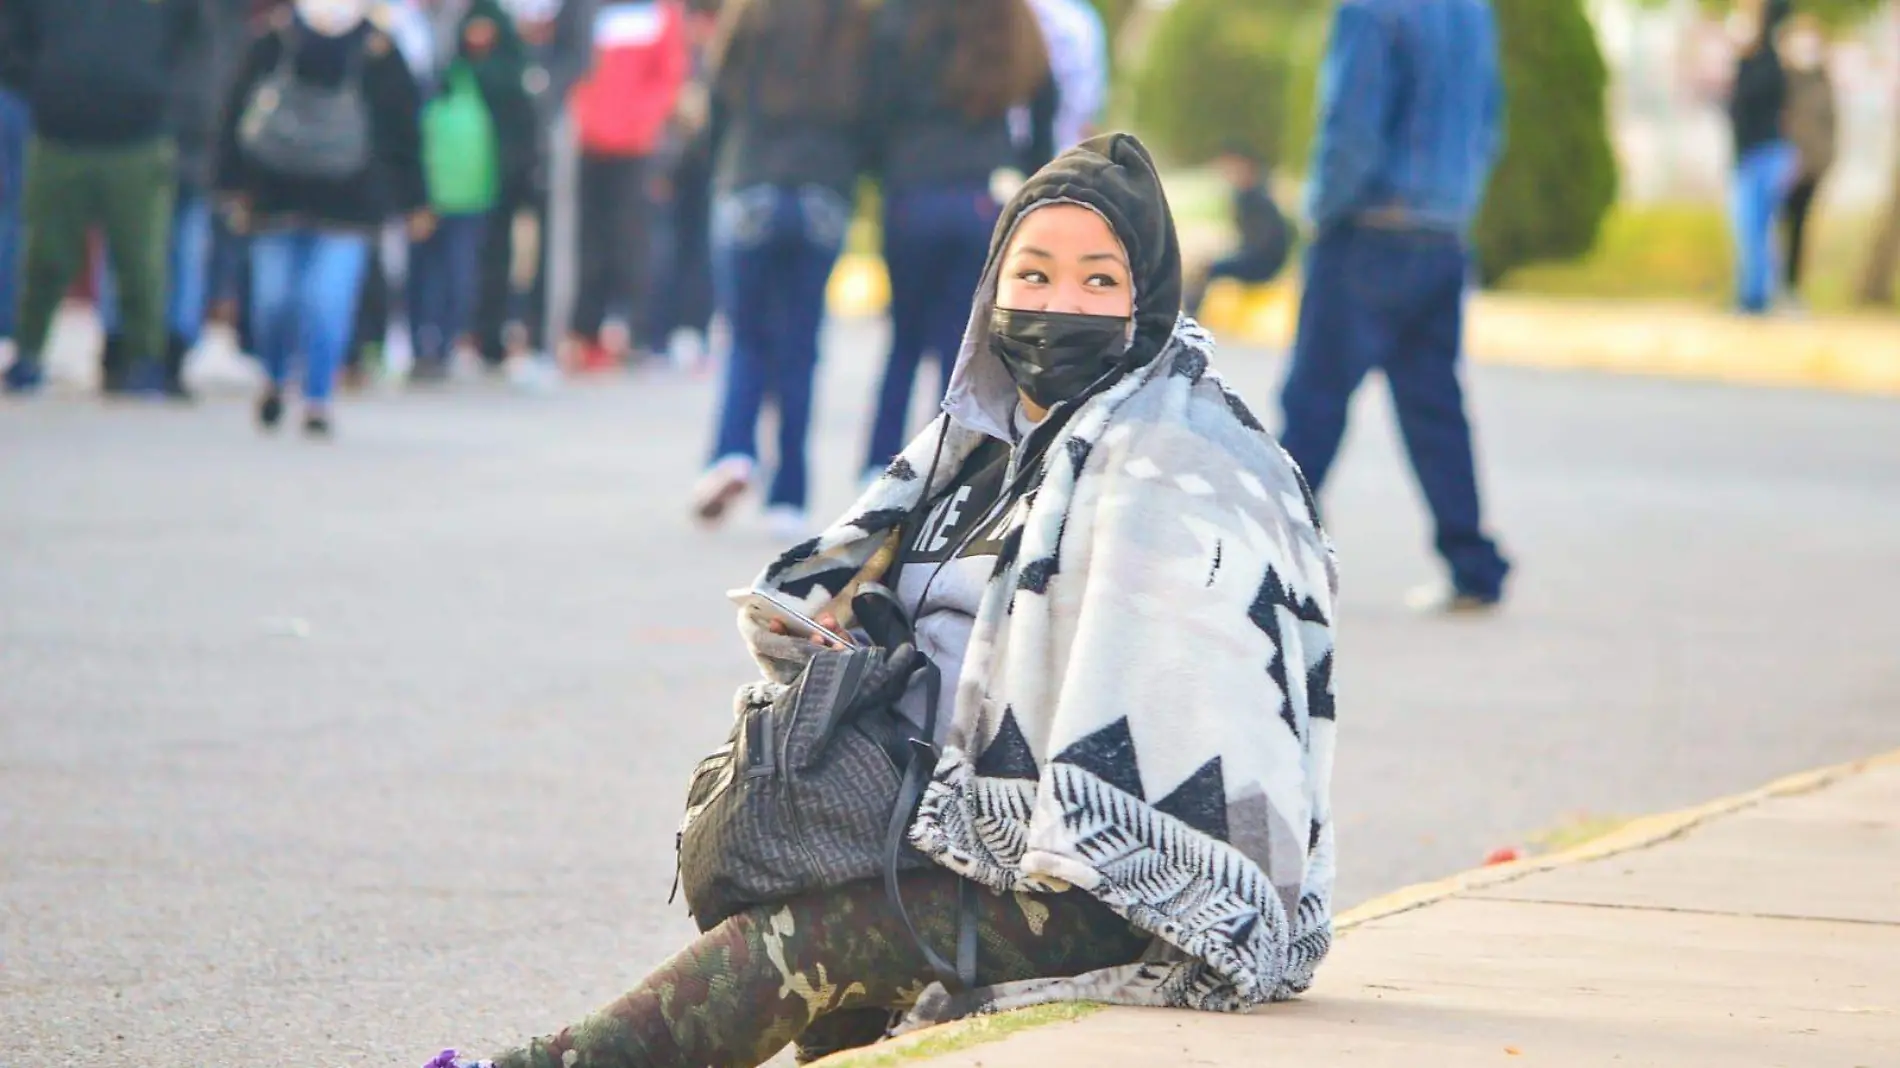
[0,0,1107,505]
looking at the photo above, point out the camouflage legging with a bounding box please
[485,871,1150,1068]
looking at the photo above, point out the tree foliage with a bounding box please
[1472,0,1620,283]
[1128,0,1325,168]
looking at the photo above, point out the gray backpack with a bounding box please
[675,596,977,991]
[238,30,372,181]
[676,648,930,928]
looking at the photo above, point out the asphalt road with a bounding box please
[5,316,1899,1065]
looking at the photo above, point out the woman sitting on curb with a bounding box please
[428,133,1338,1068]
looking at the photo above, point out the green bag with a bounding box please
[422,63,498,215]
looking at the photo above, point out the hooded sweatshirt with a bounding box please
[888,132,1184,728]
[748,134,1337,1013]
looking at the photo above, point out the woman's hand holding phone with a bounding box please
[766,612,850,650]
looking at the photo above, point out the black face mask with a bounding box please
[989,308,1133,411]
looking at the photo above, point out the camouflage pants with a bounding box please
[486,871,1150,1068]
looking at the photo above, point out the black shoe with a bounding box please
[257,390,284,430]
[162,334,196,403]
[3,356,44,395]
[302,412,333,439]
[409,358,451,386]
[99,334,134,396]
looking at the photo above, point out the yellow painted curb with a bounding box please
[810,747,1900,1067]
[825,255,1900,398]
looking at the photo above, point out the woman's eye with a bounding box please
[1016,270,1049,284]
[1088,274,1121,288]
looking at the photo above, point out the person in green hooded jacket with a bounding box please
[407,0,538,381]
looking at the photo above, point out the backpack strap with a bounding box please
[882,658,977,993]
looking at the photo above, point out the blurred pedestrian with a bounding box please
[691,0,874,540]
[1025,0,1106,153]
[859,0,1050,481]
[94,0,254,403]
[0,0,204,397]
[1280,0,1511,612]
[409,0,536,382]
[481,0,597,378]
[1183,142,1291,318]
[563,0,688,372]
[1778,11,1835,309]
[0,76,29,368]
[1727,0,1796,315]
[217,0,428,435]
[636,0,720,371]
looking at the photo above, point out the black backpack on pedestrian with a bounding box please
[238,28,373,181]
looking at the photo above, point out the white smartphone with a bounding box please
[727,588,859,648]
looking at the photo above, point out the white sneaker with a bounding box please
[1404,581,1502,616]
[693,455,754,525]
[764,504,813,545]
[666,328,708,372]
[504,353,560,394]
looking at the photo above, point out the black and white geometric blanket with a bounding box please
[745,318,1338,1015]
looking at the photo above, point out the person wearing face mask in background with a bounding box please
[423,134,1337,1068]
[216,0,428,435]
[0,0,205,397]
[1727,0,1797,315]
[1777,11,1835,311]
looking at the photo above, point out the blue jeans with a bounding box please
[866,184,1000,474]
[709,185,850,511]
[97,187,214,347]
[1731,141,1798,314]
[1281,224,1510,600]
[1186,247,1289,317]
[249,229,371,405]
[0,89,32,340]
[407,212,487,365]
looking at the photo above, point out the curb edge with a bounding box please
[1334,747,1900,933]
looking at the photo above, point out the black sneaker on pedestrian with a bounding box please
[303,412,333,439]
[162,334,196,403]
[409,358,451,386]
[100,335,135,396]
[3,356,44,395]
[257,390,285,431]
[125,359,169,398]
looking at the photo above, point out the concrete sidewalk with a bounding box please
[824,752,1900,1067]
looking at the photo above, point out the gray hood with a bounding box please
[941,133,1186,442]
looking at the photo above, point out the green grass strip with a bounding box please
[819,1003,1105,1068]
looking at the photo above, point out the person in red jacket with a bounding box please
[564,0,687,371]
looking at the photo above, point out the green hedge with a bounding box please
[1129,0,1325,168]
[1473,0,1618,284]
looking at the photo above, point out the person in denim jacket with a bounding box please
[1280,0,1512,612]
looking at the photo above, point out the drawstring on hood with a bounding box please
[942,133,1185,442]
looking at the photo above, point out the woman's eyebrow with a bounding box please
[1081,251,1129,267]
